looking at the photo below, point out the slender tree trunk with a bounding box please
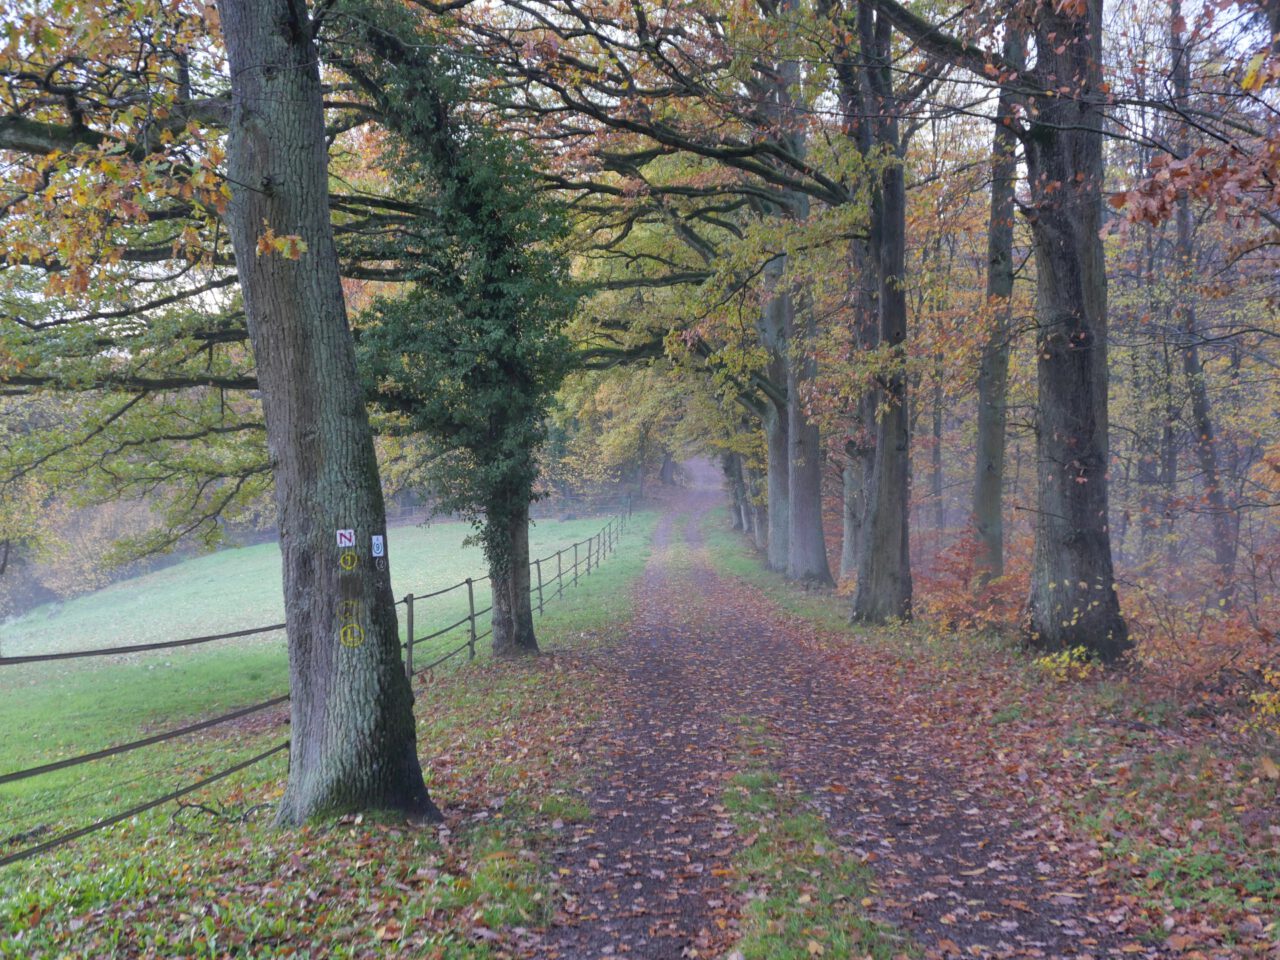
[853,5,912,623]
[490,499,537,657]
[785,283,836,586]
[841,236,879,585]
[723,453,746,531]
[760,254,791,573]
[1171,1,1237,602]
[931,360,945,536]
[840,450,865,581]
[972,27,1022,583]
[1023,0,1129,660]
[764,399,790,571]
[745,464,769,552]
[659,452,677,486]
[219,0,437,825]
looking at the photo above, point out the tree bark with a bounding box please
[764,398,790,571]
[490,499,538,657]
[723,453,746,531]
[785,284,836,586]
[219,0,437,824]
[1172,1,1237,602]
[745,464,769,552]
[659,452,677,485]
[853,4,912,623]
[972,26,1022,583]
[1022,0,1129,660]
[840,450,865,581]
[931,359,945,536]
[759,253,791,573]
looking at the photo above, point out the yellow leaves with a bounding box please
[256,222,309,260]
[1241,51,1270,93]
[1259,755,1279,781]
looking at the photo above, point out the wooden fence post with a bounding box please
[587,535,594,575]
[573,542,579,586]
[557,549,564,599]
[466,577,477,660]
[535,558,544,615]
[404,594,415,681]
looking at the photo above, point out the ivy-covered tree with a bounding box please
[346,12,578,656]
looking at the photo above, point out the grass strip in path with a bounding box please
[701,508,1279,958]
[723,716,915,960]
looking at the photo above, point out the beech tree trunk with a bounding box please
[745,465,769,552]
[840,451,865,582]
[219,0,437,824]
[723,453,746,531]
[784,282,836,586]
[1172,2,1237,602]
[1023,0,1129,660]
[659,452,678,486]
[853,5,912,623]
[972,27,1022,583]
[490,499,537,657]
[764,399,790,571]
[759,254,791,573]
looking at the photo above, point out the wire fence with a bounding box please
[0,500,635,869]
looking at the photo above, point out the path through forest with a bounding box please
[527,481,1162,960]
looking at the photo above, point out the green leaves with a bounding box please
[345,5,580,564]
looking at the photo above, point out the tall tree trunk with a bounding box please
[760,254,792,573]
[764,398,790,571]
[490,499,537,656]
[931,358,945,537]
[723,453,746,531]
[745,464,769,552]
[840,450,865,581]
[785,283,836,586]
[1172,1,1237,602]
[660,452,677,486]
[972,27,1022,583]
[219,0,437,825]
[1023,0,1129,660]
[840,236,879,585]
[853,5,912,623]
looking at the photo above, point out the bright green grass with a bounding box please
[0,509,658,959]
[1,513,627,658]
[724,719,915,960]
[0,512,658,856]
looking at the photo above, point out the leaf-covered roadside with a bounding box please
[0,652,601,959]
[0,509,661,960]
[704,514,1280,958]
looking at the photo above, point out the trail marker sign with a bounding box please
[371,535,385,558]
[336,529,355,548]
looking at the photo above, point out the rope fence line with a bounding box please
[0,495,633,666]
[0,501,636,869]
[0,743,290,869]
[0,695,290,788]
[0,622,287,666]
[399,508,631,678]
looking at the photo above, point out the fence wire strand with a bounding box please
[0,505,631,868]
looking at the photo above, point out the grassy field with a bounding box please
[0,511,654,865]
[0,506,659,958]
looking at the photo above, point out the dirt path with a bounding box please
[531,488,1161,960]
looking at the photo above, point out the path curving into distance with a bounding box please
[528,484,1162,960]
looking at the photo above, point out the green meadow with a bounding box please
[0,511,650,856]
